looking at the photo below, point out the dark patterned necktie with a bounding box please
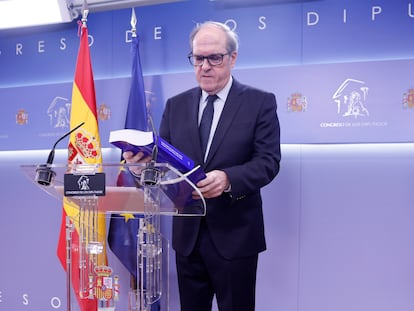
[199,94,218,158]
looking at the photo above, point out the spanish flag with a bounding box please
[56,18,107,311]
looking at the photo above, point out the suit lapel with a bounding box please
[187,88,204,164]
[205,80,244,166]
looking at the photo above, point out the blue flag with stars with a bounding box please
[107,31,148,280]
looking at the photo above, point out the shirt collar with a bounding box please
[201,76,233,103]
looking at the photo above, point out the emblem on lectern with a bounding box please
[91,265,120,301]
[77,175,90,191]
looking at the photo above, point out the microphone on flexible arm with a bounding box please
[140,115,161,186]
[35,122,85,186]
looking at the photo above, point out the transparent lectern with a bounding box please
[21,162,206,311]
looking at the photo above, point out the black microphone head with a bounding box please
[35,147,56,186]
[140,161,161,186]
[35,164,56,186]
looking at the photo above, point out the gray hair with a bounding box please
[189,21,239,53]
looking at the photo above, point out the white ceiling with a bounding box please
[0,0,184,29]
[68,0,184,13]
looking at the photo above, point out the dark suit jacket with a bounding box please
[159,78,281,260]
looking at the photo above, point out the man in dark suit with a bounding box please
[124,21,280,311]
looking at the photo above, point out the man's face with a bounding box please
[191,26,237,95]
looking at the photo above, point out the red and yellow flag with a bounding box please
[56,20,107,311]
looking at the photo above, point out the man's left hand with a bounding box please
[194,170,230,199]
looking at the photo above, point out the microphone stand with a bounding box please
[35,122,85,186]
[140,116,161,186]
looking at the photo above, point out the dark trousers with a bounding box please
[175,221,258,311]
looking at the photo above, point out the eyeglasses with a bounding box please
[187,53,230,67]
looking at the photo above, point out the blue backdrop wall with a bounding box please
[1,0,414,310]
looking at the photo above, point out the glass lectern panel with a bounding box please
[21,162,206,311]
[21,162,206,216]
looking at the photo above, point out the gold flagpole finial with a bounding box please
[130,8,137,37]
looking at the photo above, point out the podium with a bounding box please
[21,162,206,311]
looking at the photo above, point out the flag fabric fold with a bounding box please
[124,33,148,131]
[56,20,107,311]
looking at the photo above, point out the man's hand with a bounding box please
[123,151,152,164]
[123,151,152,176]
[194,170,230,199]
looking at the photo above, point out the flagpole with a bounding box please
[66,217,73,311]
[65,3,90,307]
[130,7,137,299]
[61,0,108,309]
[130,9,140,309]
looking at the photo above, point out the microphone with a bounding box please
[35,122,85,186]
[140,115,161,186]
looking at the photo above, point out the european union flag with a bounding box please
[107,29,147,280]
[123,34,148,132]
